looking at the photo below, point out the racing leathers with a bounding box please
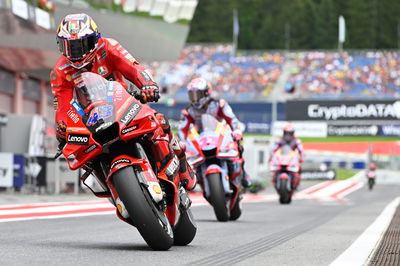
[270,137,304,189]
[50,37,195,190]
[179,98,251,187]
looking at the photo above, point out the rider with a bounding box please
[178,77,251,188]
[367,162,376,175]
[51,13,195,191]
[270,124,304,189]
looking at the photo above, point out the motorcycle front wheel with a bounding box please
[207,173,229,221]
[113,166,174,250]
[278,178,291,204]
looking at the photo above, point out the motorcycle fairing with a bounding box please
[203,164,232,198]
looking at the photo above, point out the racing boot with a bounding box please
[241,161,252,188]
[292,173,301,190]
[155,113,196,190]
[174,138,196,191]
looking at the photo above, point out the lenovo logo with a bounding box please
[120,103,141,125]
[67,134,89,145]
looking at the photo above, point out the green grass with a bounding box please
[335,168,358,180]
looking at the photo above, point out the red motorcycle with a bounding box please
[183,114,243,221]
[270,145,300,204]
[56,72,196,250]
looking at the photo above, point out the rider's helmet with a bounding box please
[56,13,100,69]
[283,124,295,142]
[369,162,376,170]
[187,78,212,109]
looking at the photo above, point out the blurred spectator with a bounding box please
[287,51,400,99]
[37,0,56,13]
[159,44,284,101]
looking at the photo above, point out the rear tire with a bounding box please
[113,166,173,250]
[207,173,229,221]
[173,208,197,246]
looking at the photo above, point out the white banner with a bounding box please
[272,121,328,138]
[137,0,153,12]
[35,7,51,30]
[150,0,168,16]
[11,0,28,20]
[0,153,14,187]
[163,0,181,23]
[178,0,198,20]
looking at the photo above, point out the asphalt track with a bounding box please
[0,181,398,266]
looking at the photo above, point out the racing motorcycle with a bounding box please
[367,170,376,190]
[56,72,196,250]
[270,145,300,204]
[184,114,243,222]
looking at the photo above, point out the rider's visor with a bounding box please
[188,90,206,103]
[57,33,98,61]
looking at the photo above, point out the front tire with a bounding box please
[113,166,173,250]
[207,173,229,221]
[368,179,374,190]
[279,178,291,204]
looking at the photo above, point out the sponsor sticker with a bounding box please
[70,99,85,116]
[95,122,112,132]
[120,103,142,125]
[121,125,138,135]
[87,105,113,126]
[165,155,179,177]
[67,109,80,124]
[111,158,131,169]
[66,75,72,81]
[67,133,90,145]
[98,66,108,76]
[84,144,97,154]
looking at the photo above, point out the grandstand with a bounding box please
[159,44,284,101]
[159,46,400,102]
[286,51,400,99]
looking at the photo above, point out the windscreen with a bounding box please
[75,72,109,109]
[199,114,219,133]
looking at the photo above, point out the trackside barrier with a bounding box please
[243,136,274,181]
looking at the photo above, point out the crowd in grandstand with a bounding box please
[158,45,399,101]
[286,51,400,98]
[159,45,284,101]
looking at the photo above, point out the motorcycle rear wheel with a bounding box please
[207,173,229,222]
[113,166,174,250]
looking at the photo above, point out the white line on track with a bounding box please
[0,176,364,223]
[329,196,400,266]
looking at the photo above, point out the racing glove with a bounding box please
[139,84,160,103]
[56,121,67,141]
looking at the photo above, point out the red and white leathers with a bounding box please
[179,98,251,187]
[179,98,240,140]
[51,37,195,190]
[270,137,304,189]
